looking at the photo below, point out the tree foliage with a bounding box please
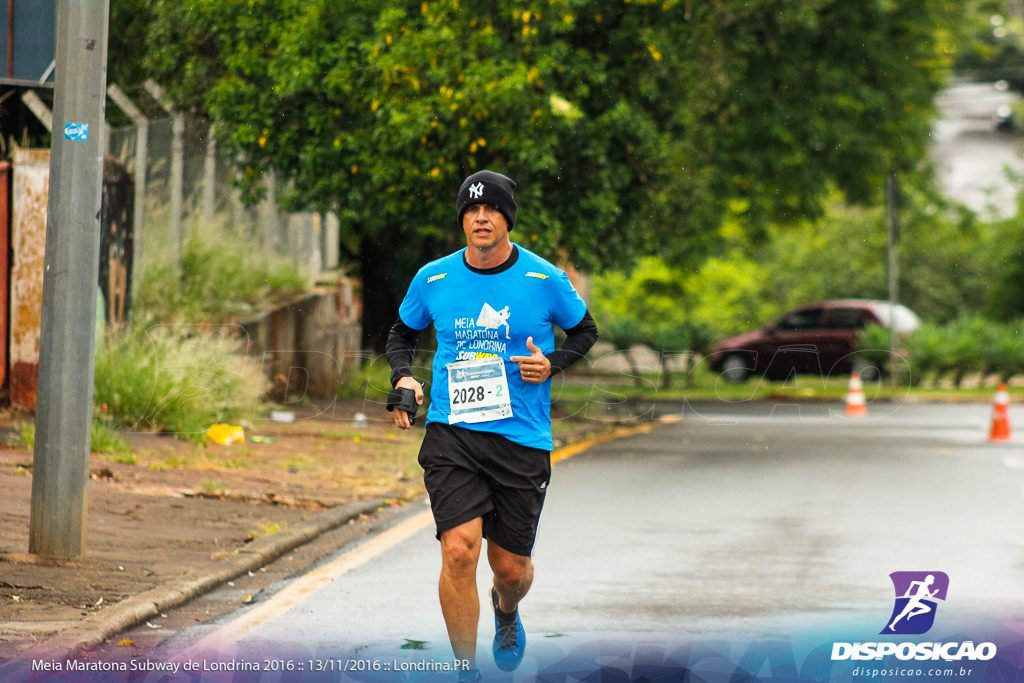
[949,0,1024,84]
[140,0,957,347]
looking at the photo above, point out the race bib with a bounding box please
[446,356,513,425]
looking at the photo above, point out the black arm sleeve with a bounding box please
[546,308,599,376]
[386,318,421,388]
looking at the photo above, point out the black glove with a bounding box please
[386,387,419,425]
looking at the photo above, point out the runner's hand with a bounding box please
[393,376,423,430]
[511,337,551,384]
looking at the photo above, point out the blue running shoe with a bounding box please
[490,587,525,671]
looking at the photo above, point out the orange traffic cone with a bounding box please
[989,383,1012,442]
[845,373,868,417]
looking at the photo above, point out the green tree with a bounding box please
[949,0,1024,84]
[142,0,957,348]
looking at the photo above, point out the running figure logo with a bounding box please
[881,571,949,635]
[476,303,512,340]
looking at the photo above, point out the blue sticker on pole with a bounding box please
[64,123,89,141]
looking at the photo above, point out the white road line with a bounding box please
[172,509,433,659]
[1002,456,1024,470]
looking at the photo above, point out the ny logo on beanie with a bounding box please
[457,170,518,230]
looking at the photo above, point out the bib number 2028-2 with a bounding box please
[446,357,513,425]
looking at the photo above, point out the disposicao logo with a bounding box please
[882,571,948,635]
[831,572,997,663]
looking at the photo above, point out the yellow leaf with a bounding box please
[351,165,358,174]
[470,142,478,153]
[118,638,134,647]
[478,138,486,147]
[385,34,392,45]
[371,100,380,111]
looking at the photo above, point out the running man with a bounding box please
[888,574,939,631]
[386,170,598,681]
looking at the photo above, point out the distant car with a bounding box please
[707,300,920,383]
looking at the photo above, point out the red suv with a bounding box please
[707,300,920,383]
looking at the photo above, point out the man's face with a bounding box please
[462,203,509,249]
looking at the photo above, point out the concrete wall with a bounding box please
[239,276,362,401]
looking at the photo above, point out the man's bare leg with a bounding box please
[439,519,484,667]
[487,542,533,614]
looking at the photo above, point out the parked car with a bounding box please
[707,300,920,383]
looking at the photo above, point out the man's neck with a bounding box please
[465,239,514,270]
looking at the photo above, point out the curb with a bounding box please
[552,415,680,465]
[1,498,382,671]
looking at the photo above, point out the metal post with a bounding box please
[29,0,110,559]
[886,172,900,391]
[262,169,279,255]
[144,79,182,268]
[203,126,216,225]
[170,113,184,258]
[107,83,148,296]
[20,90,53,131]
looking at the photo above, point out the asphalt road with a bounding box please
[144,400,1024,679]
[932,81,1024,219]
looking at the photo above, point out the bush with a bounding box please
[93,323,267,438]
[336,358,394,402]
[984,321,1024,383]
[135,232,307,324]
[15,419,130,455]
[944,317,993,386]
[855,324,893,370]
[903,323,948,386]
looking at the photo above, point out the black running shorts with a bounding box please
[418,422,551,557]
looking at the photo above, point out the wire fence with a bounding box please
[108,116,340,290]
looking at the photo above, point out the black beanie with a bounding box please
[456,170,517,231]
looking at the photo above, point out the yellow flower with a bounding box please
[430,167,440,176]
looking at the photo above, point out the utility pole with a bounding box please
[886,172,900,393]
[29,0,111,559]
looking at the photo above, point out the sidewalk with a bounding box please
[0,404,634,667]
[0,401,429,664]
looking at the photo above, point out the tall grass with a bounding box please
[16,419,130,455]
[93,324,267,438]
[135,233,307,324]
